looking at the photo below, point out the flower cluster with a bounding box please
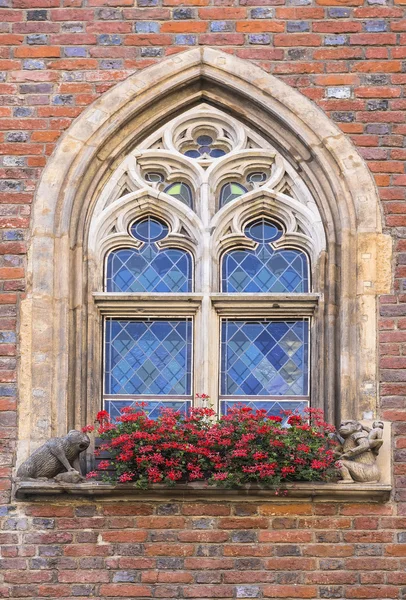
[85,404,339,489]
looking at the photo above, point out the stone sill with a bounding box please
[14,481,391,502]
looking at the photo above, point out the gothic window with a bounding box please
[106,217,192,293]
[91,104,325,421]
[222,218,309,294]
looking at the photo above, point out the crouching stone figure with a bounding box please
[16,430,90,483]
[335,420,382,484]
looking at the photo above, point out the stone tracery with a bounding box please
[90,104,325,419]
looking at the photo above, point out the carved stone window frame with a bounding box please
[89,104,322,419]
[17,49,391,467]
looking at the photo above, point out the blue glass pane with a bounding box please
[219,182,248,207]
[107,217,192,293]
[197,135,213,145]
[105,319,192,396]
[210,149,226,158]
[246,219,282,243]
[105,399,191,421]
[221,319,309,396]
[164,182,193,208]
[221,400,308,424]
[131,216,168,242]
[222,218,309,293]
[185,150,200,158]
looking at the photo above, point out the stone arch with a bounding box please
[18,47,391,460]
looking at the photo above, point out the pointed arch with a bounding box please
[18,48,391,460]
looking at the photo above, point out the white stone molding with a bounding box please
[210,294,319,318]
[93,293,203,317]
[18,48,392,465]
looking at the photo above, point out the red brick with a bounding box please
[274,34,322,46]
[161,22,207,33]
[184,558,234,569]
[136,516,186,529]
[102,504,153,516]
[313,21,361,32]
[184,585,234,597]
[182,503,230,516]
[58,570,110,583]
[236,21,285,32]
[258,530,313,542]
[198,7,246,18]
[276,7,324,17]
[145,543,194,556]
[264,585,317,598]
[345,586,399,598]
[218,517,269,529]
[141,571,193,583]
[177,530,229,543]
[99,585,152,597]
[37,585,71,597]
[101,530,147,543]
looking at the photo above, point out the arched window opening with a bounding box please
[106,216,192,293]
[93,105,321,420]
[219,182,248,207]
[222,218,309,294]
[103,215,194,418]
[164,182,193,208]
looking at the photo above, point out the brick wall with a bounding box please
[0,499,403,599]
[1,0,406,597]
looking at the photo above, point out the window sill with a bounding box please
[93,293,203,316]
[14,480,391,502]
[210,293,319,317]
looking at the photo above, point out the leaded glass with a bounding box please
[221,399,308,422]
[145,172,164,184]
[183,134,227,159]
[105,399,190,421]
[221,319,309,396]
[247,172,267,184]
[164,182,193,208]
[106,217,192,292]
[222,218,309,293]
[104,319,192,396]
[219,182,248,207]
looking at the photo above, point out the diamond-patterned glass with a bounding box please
[106,217,192,293]
[221,399,308,423]
[104,319,192,396]
[221,319,309,396]
[222,218,309,293]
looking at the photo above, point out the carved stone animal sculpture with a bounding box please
[16,430,90,480]
[335,420,380,484]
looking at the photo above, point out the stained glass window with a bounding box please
[247,172,267,184]
[106,217,192,293]
[145,172,164,184]
[183,134,227,159]
[222,218,309,293]
[164,182,193,208]
[104,319,192,396]
[221,319,309,397]
[219,182,247,207]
